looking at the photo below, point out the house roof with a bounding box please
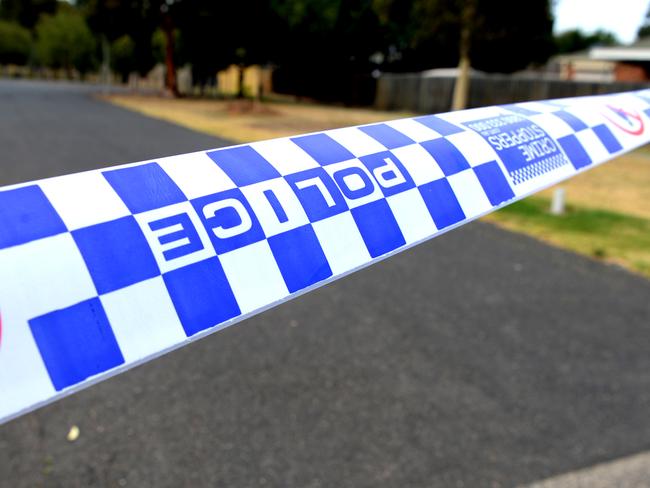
[590,36,650,61]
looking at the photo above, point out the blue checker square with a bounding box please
[103,162,186,214]
[359,123,414,149]
[29,298,125,391]
[268,224,332,293]
[553,110,588,132]
[420,137,470,176]
[286,167,348,222]
[163,257,241,337]
[192,188,265,254]
[414,115,463,136]
[291,133,355,166]
[73,216,160,294]
[473,161,515,206]
[558,134,592,170]
[592,124,622,154]
[351,199,405,258]
[207,145,280,186]
[359,151,415,197]
[419,178,466,230]
[0,185,67,249]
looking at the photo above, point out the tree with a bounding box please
[555,29,618,54]
[408,0,554,74]
[80,0,160,77]
[0,0,57,29]
[403,0,552,109]
[270,0,385,103]
[111,34,136,82]
[34,9,96,76]
[172,0,233,91]
[0,20,31,65]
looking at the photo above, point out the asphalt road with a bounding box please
[1,79,650,488]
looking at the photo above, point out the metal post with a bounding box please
[550,187,566,215]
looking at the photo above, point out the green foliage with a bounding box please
[489,197,650,278]
[0,20,31,65]
[21,0,557,98]
[639,25,650,39]
[34,10,97,74]
[554,29,619,55]
[638,6,650,40]
[152,29,166,65]
[111,35,135,82]
[407,0,555,72]
[0,0,57,29]
[81,0,160,76]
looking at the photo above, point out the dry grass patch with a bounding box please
[538,147,650,220]
[103,95,413,143]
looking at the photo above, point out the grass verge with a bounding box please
[485,197,650,278]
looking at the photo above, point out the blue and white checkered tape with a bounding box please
[2,90,650,423]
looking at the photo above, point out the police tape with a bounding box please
[2,90,650,424]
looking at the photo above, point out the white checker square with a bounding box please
[528,113,574,139]
[135,201,216,274]
[312,212,372,275]
[241,177,309,237]
[386,189,437,245]
[323,159,384,209]
[0,310,55,422]
[158,152,235,199]
[219,240,289,314]
[0,233,97,318]
[40,171,130,230]
[326,127,388,157]
[566,106,603,127]
[391,144,444,185]
[446,130,498,168]
[101,277,187,362]
[518,101,561,114]
[0,235,88,418]
[438,105,502,125]
[447,170,492,219]
[250,138,320,175]
[576,129,609,166]
[385,118,443,143]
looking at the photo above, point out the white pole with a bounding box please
[550,187,566,215]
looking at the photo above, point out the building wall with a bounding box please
[217,65,273,97]
[614,62,649,82]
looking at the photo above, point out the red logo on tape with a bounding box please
[603,105,644,135]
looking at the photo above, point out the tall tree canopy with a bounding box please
[0,0,57,29]
[555,29,618,54]
[638,6,650,39]
[402,0,554,73]
[3,0,558,101]
[0,19,31,65]
[34,7,96,75]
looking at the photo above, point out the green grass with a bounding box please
[485,197,650,278]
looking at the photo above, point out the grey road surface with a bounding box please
[1,80,649,488]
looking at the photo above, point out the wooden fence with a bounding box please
[375,73,650,113]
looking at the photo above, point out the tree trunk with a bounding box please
[163,13,179,97]
[451,1,475,111]
[237,64,245,99]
